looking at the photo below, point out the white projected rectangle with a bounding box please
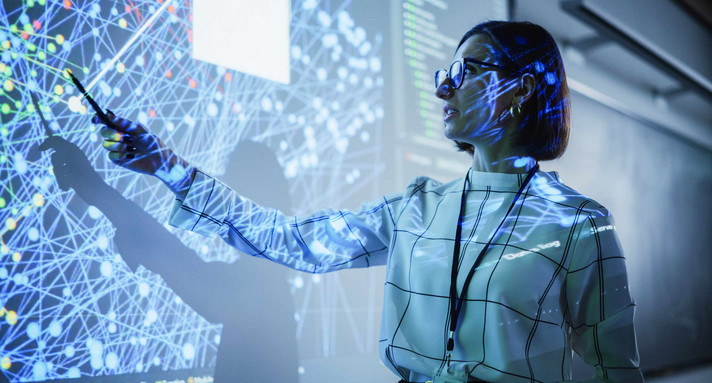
[192,0,291,84]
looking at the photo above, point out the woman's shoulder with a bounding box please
[530,170,613,221]
[401,174,464,197]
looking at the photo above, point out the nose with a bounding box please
[435,80,454,100]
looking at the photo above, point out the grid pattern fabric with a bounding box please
[168,169,643,383]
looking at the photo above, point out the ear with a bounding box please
[513,73,536,105]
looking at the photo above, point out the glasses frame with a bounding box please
[434,57,511,90]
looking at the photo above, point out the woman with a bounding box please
[94,21,643,383]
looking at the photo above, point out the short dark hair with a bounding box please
[452,21,570,161]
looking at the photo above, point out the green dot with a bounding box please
[38,51,45,60]
[0,155,5,163]
[27,43,36,51]
[1,104,9,114]
[10,25,17,33]
[27,103,35,113]
[420,110,428,118]
[409,59,417,67]
[24,24,33,34]
[415,80,422,88]
[14,100,21,109]
[12,208,18,215]
[0,198,5,208]
[48,43,56,53]
[11,52,17,60]
[83,67,89,74]
[39,0,45,5]
[31,70,37,77]
[420,101,429,108]
[28,0,35,6]
[0,127,8,136]
[425,120,434,128]
[425,129,434,137]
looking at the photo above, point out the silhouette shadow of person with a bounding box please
[39,134,298,382]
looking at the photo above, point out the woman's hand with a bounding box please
[93,111,196,198]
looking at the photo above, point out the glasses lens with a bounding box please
[450,61,463,88]
[435,70,448,89]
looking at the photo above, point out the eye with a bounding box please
[463,65,476,75]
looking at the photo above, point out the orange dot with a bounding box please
[187,29,192,43]
[157,0,163,3]
[167,5,175,13]
[188,78,197,89]
[33,20,41,30]
[21,31,29,40]
[224,72,232,82]
[149,109,156,118]
[63,0,72,9]
[125,5,131,13]
[166,70,172,78]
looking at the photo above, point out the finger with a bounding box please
[102,140,130,152]
[109,115,144,135]
[107,151,134,166]
[99,125,124,141]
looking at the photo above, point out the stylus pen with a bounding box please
[65,69,113,126]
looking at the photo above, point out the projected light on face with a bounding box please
[0,0,383,381]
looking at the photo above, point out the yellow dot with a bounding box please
[116,62,125,73]
[3,80,13,92]
[0,245,8,255]
[0,63,5,72]
[119,19,127,28]
[56,34,65,44]
[5,218,16,231]
[0,307,5,316]
[0,356,9,370]
[54,84,64,95]
[1,41,9,49]
[32,193,45,207]
[12,252,20,262]
[6,311,17,325]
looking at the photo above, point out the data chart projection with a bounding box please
[0,0,385,381]
[392,0,507,184]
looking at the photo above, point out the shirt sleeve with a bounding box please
[564,209,644,383]
[168,169,403,273]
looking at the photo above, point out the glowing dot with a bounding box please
[166,70,172,78]
[47,42,56,53]
[138,282,150,296]
[0,245,7,254]
[88,206,101,219]
[56,34,64,44]
[67,96,82,112]
[54,84,64,95]
[63,0,71,9]
[3,80,13,92]
[148,109,156,118]
[28,227,39,241]
[119,19,127,28]
[67,367,80,378]
[27,322,40,338]
[12,252,21,262]
[545,72,557,85]
[96,234,108,249]
[33,20,41,30]
[32,193,44,207]
[49,321,61,337]
[100,261,112,277]
[1,104,9,114]
[116,62,125,73]
[182,343,195,359]
[1,357,10,370]
[105,352,119,369]
[145,309,158,324]
[21,31,29,40]
[224,72,232,82]
[5,218,16,231]
[188,78,197,88]
[298,366,305,374]
[168,5,175,13]
[124,5,131,12]
[6,311,17,325]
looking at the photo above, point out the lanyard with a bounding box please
[446,163,539,364]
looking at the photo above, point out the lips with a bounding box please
[443,105,459,122]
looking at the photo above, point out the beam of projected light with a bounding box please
[192,0,291,84]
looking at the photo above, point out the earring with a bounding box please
[510,103,521,117]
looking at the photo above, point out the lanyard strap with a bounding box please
[446,164,540,358]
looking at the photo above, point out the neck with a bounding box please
[470,147,536,174]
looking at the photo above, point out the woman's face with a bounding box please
[436,34,519,147]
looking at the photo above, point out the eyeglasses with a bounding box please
[434,58,508,90]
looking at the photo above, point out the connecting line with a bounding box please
[85,0,175,92]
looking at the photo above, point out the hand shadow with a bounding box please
[39,135,298,382]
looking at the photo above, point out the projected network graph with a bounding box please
[0,0,384,381]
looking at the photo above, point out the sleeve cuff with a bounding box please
[168,170,233,238]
